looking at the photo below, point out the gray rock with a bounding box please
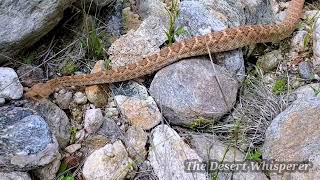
[0,106,59,171]
[124,126,148,162]
[0,67,23,100]
[197,0,274,26]
[82,140,134,180]
[31,100,71,148]
[257,50,283,72]
[98,118,123,143]
[137,0,168,22]
[293,83,320,99]
[111,81,149,99]
[32,152,61,180]
[176,1,226,40]
[187,133,268,180]
[176,1,245,80]
[263,97,320,179]
[84,108,104,134]
[73,92,88,105]
[54,90,73,109]
[149,59,239,125]
[148,125,206,180]
[16,65,44,87]
[0,171,31,180]
[0,98,5,106]
[0,0,74,63]
[291,30,308,52]
[299,61,314,80]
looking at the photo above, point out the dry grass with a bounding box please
[210,70,291,151]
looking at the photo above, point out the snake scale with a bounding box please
[25,0,305,100]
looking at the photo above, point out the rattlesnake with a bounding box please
[25,0,305,100]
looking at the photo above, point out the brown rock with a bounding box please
[85,60,108,107]
[115,95,162,130]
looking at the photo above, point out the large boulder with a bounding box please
[0,0,74,63]
[149,59,239,125]
[0,106,60,171]
[263,97,320,179]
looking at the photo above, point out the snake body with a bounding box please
[26,0,305,100]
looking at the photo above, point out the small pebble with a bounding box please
[65,144,82,154]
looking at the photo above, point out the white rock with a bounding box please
[84,108,104,134]
[73,91,88,104]
[0,67,23,100]
[149,125,206,180]
[82,140,134,180]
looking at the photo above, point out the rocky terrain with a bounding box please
[1,0,320,179]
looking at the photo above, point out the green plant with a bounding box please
[211,145,230,180]
[104,58,112,70]
[23,51,37,64]
[310,85,320,97]
[60,60,77,75]
[57,162,75,180]
[189,117,211,129]
[164,0,186,45]
[81,14,105,59]
[246,149,262,161]
[272,79,287,95]
[70,127,77,144]
[301,11,320,48]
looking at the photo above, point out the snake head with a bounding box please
[25,83,55,101]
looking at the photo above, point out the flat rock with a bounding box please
[149,59,239,125]
[148,125,206,180]
[0,106,59,171]
[263,97,320,179]
[0,67,23,100]
[82,140,134,180]
[0,0,74,63]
